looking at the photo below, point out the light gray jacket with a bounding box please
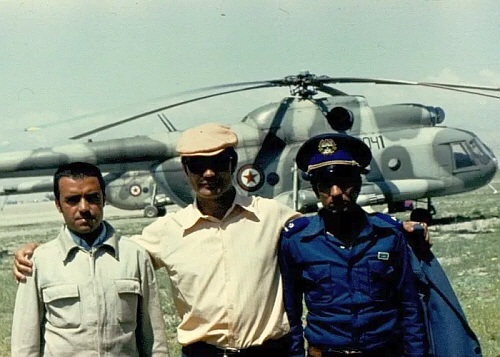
[11,221,169,357]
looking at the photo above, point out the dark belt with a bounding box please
[309,346,364,357]
[182,334,291,357]
[308,344,397,357]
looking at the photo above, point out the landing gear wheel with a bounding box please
[143,205,159,218]
[410,208,433,226]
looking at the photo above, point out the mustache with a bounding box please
[325,203,350,214]
[198,177,221,185]
[324,196,356,213]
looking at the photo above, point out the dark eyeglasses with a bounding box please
[311,166,361,193]
[184,156,232,175]
[315,177,357,194]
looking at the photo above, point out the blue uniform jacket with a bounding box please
[279,213,426,357]
[410,250,482,357]
[372,213,482,357]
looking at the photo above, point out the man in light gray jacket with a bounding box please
[11,162,168,357]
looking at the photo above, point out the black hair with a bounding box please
[53,162,106,201]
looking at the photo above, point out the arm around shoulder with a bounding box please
[129,217,170,270]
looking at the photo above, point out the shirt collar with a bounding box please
[300,210,390,241]
[58,221,119,261]
[175,193,259,231]
[68,222,108,251]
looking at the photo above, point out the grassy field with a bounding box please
[1,177,500,356]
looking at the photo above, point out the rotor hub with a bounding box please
[282,71,326,99]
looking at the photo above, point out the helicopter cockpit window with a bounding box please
[451,142,476,170]
[469,138,491,165]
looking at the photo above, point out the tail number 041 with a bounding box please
[361,135,385,150]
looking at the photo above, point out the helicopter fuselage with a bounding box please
[0,92,495,215]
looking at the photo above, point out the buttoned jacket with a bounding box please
[11,221,168,357]
[279,212,425,357]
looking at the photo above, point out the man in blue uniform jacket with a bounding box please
[279,133,426,357]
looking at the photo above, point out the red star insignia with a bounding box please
[244,170,258,184]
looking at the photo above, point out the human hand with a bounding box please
[403,221,433,259]
[13,242,39,282]
[403,221,432,246]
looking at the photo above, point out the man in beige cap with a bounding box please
[133,123,299,356]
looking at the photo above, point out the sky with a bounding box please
[1,0,499,197]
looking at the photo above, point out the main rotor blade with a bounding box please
[315,84,348,96]
[70,83,277,140]
[418,83,500,99]
[25,80,276,132]
[420,81,500,92]
[316,76,500,94]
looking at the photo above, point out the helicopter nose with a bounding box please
[485,144,497,171]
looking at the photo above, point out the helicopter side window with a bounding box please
[451,142,476,170]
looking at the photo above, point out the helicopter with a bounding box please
[0,72,497,221]
[0,171,172,217]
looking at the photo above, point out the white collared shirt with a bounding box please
[132,194,299,349]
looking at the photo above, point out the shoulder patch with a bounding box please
[282,216,310,238]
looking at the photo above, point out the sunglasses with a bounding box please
[184,156,232,175]
[311,166,361,193]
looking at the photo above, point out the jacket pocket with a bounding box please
[368,259,396,301]
[115,278,141,324]
[302,264,332,305]
[42,284,81,328]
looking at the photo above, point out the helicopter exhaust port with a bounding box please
[326,106,354,131]
[426,106,445,126]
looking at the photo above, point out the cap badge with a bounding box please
[318,138,337,155]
